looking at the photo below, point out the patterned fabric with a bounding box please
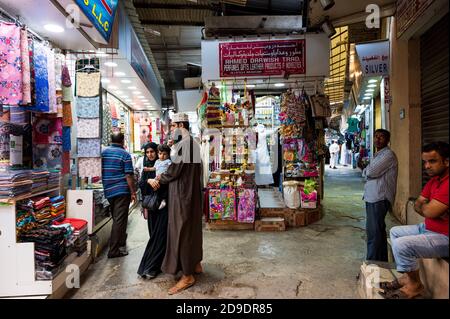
[79,157,101,178]
[112,118,119,127]
[61,151,70,175]
[47,49,56,113]
[62,127,71,152]
[77,118,99,138]
[76,96,100,118]
[28,38,36,105]
[101,145,133,199]
[61,65,71,87]
[33,144,62,169]
[77,138,101,157]
[0,22,22,105]
[62,101,73,127]
[33,117,63,144]
[237,188,255,223]
[32,41,49,112]
[0,106,10,121]
[102,101,112,145]
[110,101,118,119]
[75,72,100,97]
[10,106,28,124]
[54,54,63,90]
[62,85,73,102]
[20,28,31,104]
[56,91,63,117]
[0,122,10,160]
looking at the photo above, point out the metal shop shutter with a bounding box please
[420,14,449,184]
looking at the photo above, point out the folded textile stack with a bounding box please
[0,170,33,199]
[48,169,61,189]
[18,226,68,280]
[54,218,88,255]
[31,170,49,193]
[49,195,65,223]
[30,196,52,225]
[16,202,39,236]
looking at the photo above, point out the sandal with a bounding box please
[168,278,195,295]
[379,279,402,291]
[378,288,423,299]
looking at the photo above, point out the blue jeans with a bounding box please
[366,200,390,261]
[390,223,449,272]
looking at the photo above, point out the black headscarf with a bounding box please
[140,142,159,195]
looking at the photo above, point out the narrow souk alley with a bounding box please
[66,166,399,299]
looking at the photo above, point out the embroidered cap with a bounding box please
[172,112,189,123]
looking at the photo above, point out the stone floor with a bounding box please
[66,165,399,299]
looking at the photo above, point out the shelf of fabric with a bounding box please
[0,188,60,205]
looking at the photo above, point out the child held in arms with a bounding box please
[148,144,171,210]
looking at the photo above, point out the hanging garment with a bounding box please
[33,117,63,144]
[75,72,100,97]
[62,101,73,127]
[0,122,10,161]
[77,138,101,157]
[221,188,236,220]
[255,126,274,185]
[78,157,101,178]
[109,101,118,119]
[76,96,100,118]
[32,41,49,112]
[62,85,73,102]
[20,28,31,104]
[77,118,100,138]
[47,48,57,113]
[61,151,70,175]
[56,91,63,117]
[0,22,22,105]
[209,189,222,220]
[102,101,112,145]
[28,38,36,105]
[62,127,71,152]
[61,65,71,87]
[54,54,63,90]
[33,144,62,169]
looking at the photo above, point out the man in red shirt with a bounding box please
[380,142,449,299]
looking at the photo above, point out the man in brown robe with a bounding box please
[148,112,203,295]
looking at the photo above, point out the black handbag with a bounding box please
[142,193,160,212]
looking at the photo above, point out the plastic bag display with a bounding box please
[283,181,300,209]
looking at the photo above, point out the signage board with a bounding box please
[355,40,390,77]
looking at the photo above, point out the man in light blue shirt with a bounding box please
[361,129,398,261]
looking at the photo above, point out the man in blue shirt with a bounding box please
[102,132,136,258]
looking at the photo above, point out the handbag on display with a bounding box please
[309,94,331,118]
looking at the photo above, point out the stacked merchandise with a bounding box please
[32,115,63,170]
[48,169,61,189]
[30,196,52,225]
[204,85,257,226]
[0,170,33,200]
[54,218,88,256]
[16,202,39,236]
[18,226,68,280]
[75,59,102,179]
[31,170,49,193]
[49,195,65,223]
[206,84,222,128]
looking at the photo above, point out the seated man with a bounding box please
[380,142,449,299]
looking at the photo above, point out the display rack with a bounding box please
[0,189,92,298]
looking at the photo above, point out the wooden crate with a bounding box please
[206,219,254,230]
[305,207,322,225]
[285,210,307,227]
[255,217,286,232]
[259,207,286,218]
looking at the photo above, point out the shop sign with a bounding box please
[355,40,389,77]
[130,28,153,94]
[396,0,434,38]
[74,0,119,42]
[219,40,306,77]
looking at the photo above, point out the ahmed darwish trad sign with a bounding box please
[219,40,306,77]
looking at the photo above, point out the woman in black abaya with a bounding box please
[137,142,168,279]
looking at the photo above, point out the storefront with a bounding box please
[198,33,330,231]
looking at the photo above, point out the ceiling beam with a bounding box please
[141,20,205,26]
[150,46,201,52]
[133,3,213,10]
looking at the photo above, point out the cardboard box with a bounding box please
[255,217,286,232]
